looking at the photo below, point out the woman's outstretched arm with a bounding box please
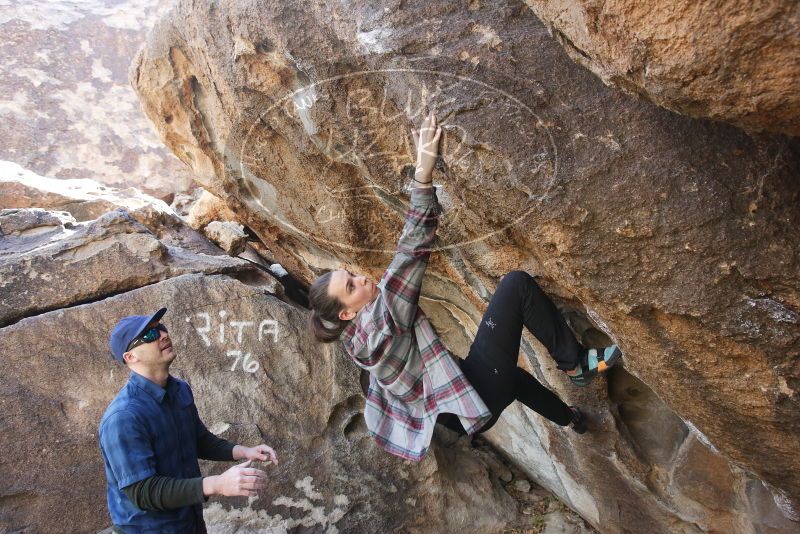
[410,111,440,190]
[379,113,442,332]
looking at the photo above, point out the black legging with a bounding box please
[437,271,580,434]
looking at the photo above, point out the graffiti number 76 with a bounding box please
[227,350,260,373]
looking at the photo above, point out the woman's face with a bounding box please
[328,269,379,320]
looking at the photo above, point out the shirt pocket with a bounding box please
[151,411,182,475]
[176,388,199,451]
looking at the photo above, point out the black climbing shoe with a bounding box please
[569,406,587,434]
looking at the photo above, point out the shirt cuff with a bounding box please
[410,186,435,207]
[223,440,236,461]
[188,477,206,504]
[116,467,157,490]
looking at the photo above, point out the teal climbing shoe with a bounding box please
[567,345,623,388]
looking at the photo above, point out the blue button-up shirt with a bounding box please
[99,372,204,533]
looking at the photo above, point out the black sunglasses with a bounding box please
[126,324,168,352]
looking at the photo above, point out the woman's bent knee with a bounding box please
[499,270,532,289]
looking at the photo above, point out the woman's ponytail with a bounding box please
[307,311,347,343]
[307,271,349,343]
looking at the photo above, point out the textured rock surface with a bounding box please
[0,181,593,532]
[523,0,800,136]
[0,206,248,327]
[0,0,194,198]
[0,164,233,256]
[1,160,175,222]
[187,189,241,229]
[0,272,513,533]
[131,0,800,531]
[204,220,248,255]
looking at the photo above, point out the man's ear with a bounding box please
[122,351,136,365]
[338,309,356,321]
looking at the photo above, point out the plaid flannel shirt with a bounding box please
[341,186,492,461]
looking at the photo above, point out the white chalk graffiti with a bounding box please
[226,349,260,373]
[185,310,279,373]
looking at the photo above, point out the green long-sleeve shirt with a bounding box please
[122,431,235,511]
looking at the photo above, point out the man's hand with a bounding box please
[233,444,279,465]
[411,111,442,186]
[202,460,267,497]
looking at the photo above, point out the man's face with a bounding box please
[328,269,379,320]
[124,321,175,367]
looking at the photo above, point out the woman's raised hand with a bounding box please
[411,111,442,187]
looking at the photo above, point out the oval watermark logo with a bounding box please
[225,66,558,253]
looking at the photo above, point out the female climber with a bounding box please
[307,111,622,461]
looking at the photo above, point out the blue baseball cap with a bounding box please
[109,308,168,361]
